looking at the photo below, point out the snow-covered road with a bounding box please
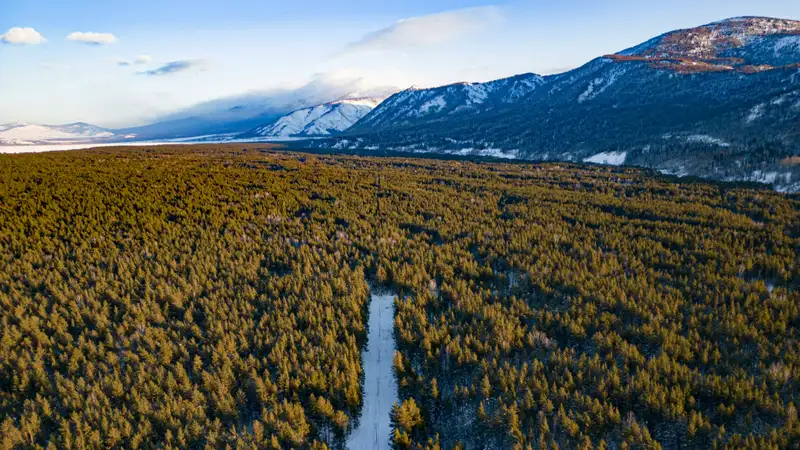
[347,292,398,450]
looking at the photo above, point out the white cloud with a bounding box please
[67,31,118,45]
[116,58,132,66]
[343,6,503,54]
[1,27,46,45]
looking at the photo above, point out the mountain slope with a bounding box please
[321,17,800,192]
[115,78,397,140]
[248,98,382,138]
[350,73,545,132]
[0,122,114,145]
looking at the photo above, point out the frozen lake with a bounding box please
[347,291,398,450]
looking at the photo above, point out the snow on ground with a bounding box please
[451,148,518,159]
[503,75,544,102]
[685,135,730,147]
[463,84,489,105]
[775,36,800,55]
[659,166,690,177]
[399,147,519,160]
[583,151,627,166]
[347,291,398,450]
[0,135,320,154]
[419,96,446,115]
[747,103,765,123]
[165,133,240,142]
[577,66,626,103]
[0,142,173,154]
[749,170,779,184]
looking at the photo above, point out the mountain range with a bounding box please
[2,16,798,192]
[113,78,397,140]
[319,16,800,192]
[0,122,115,145]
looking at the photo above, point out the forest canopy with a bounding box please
[0,144,798,450]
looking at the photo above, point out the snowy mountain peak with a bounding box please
[249,97,385,138]
[611,17,800,73]
[0,122,30,132]
[0,122,113,145]
[326,97,383,108]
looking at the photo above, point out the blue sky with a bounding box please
[1,0,798,127]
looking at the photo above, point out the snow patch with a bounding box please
[751,170,779,184]
[451,148,519,159]
[583,151,627,166]
[659,166,690,178]
[775,36,800,55]
[685,135,730,147]
[578,66,626,103]
[463,84,489,105]
[747,103,765,123]
[419,96,446,114]
[332,139,351,149]
[503,76,544,101]
[0,141,177,154]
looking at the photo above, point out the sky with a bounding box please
[1,0,799,128]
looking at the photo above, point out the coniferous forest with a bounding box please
[1,145,799,450]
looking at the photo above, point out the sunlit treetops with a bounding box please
[0,144,797,449]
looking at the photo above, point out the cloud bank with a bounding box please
[1,27,46,45]
[343,6,503,54]
[67,31,118,45]
[138,59,204,76]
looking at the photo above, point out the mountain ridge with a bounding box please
[0,122,114,145]
[113,79,398,140]
[311,16,800,192]
[245,97,385,138]
[349,73,546,134]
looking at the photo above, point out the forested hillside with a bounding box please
[1,145,799,449]
[321,17,800,193]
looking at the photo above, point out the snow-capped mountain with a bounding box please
[0,122,114,145]
[249,98,383,138]
[349,73,545,133]
[114,76,398,140]
[613,16,800,69]
[319,17,800,192]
